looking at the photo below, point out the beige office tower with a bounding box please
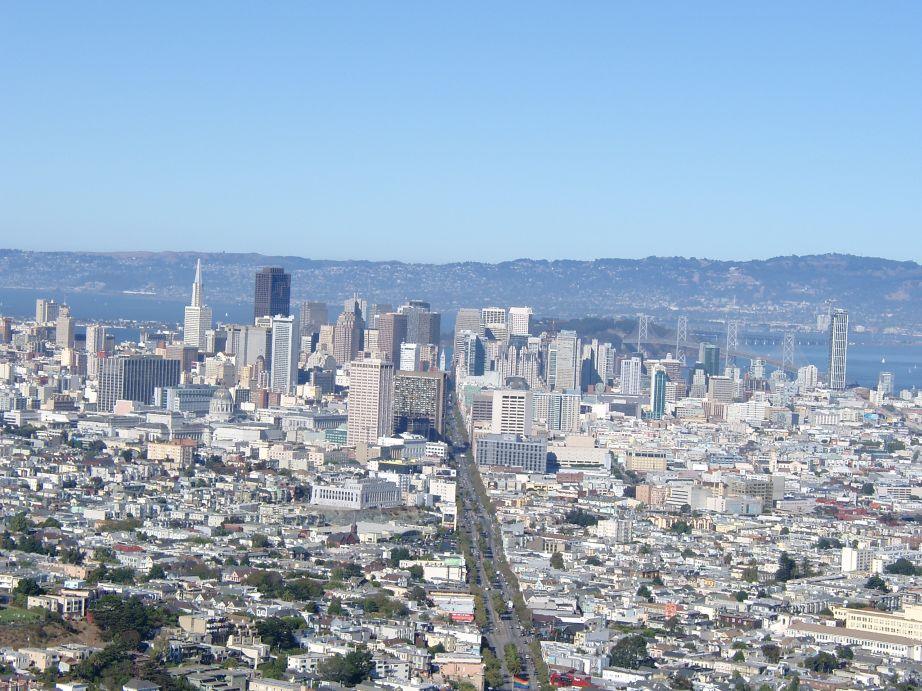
[333,307,363,365]
[318,324,335,354]
[183,259,212,350]
[36,298,60,324]
[507,306,533,336]
[491,388,533,435]
[56,305,75,348]
[85,324,108,355]
[347,357,394,445]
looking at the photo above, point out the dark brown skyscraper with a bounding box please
[253,267,291,321]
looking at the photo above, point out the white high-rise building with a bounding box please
[551,330,579,391]
[481,307,507,330]
[508,307,533,337]
[347,357,395,445]
[620,356,643,396]
[797,364,818,392]
[533,390,580,433]
[828,308,848,391]
[491,388,533,436]
[270,313,300,394]
[85,324,108,355]
[399,342,420,372]
[877,371,894,398]
[183,260,213,350]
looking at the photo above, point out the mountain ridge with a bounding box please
[1,249,919,328]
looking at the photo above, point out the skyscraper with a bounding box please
[55,305,75,348]
[347,357,394,445]
[400,300,441,346]
[333,305,364,365]
[183,259,213,350]
[699,343,721,377]
[85,324,109,355]
[550,330,579,391]
[507,307,533,337]
[649,366,667,419]
[300,301,328,335]
[620,356,643,396]
[393,369,447,439]
[376,312,407,364]
[270,313,300,394]
[98,355,181,412]
[253,267,291,321]
[459,331,486,376]
[399,342,420,371]
[453,308,482,365]
[877,371,894,398]
[35,299,59,324]
[491,388,533,436]
[828,308,848,391]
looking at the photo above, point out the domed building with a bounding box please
[208,387,234,421]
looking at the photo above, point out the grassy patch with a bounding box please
[0,606,43,624]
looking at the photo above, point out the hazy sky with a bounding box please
[2,3,920,262]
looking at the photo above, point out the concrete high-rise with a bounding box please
[507,307,533,337]
[98,355,181,412]
[550,330,579,391]
[183,259,212,350]
[270,313,300,394]
[400,300,440,346]
[491,388,533,436]
[300,301,328,335]
[56,305,75,348]
[620,356,643,396]
[347,357,394,445]
[85,324,108,356]
[453,308,482,364]
[393,369,447,439]
[828,308,848,391]
[253,267,291,321]
[377,312,407,364]
[35,299,59,324]
[333,305,364,365]
[399,342,420,371]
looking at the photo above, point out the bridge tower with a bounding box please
[675,316,688,365]
[636,314,651,356]
[725,319,739,370]
[782,331,795,376]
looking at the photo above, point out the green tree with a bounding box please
[804,651,839,674]
[761,643,781,663]
[609,635,652,670]
[775,552,798,582]
[8,512,33,533]
[256,617,300,650]
[328,597,344,616]
[316,649,374,686]
[885,558,919,576]
[148,564,167,580]
[865,574,890,592]
[550,552,564,569]
[14,577,44,596]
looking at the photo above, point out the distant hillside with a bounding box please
[0,250,919,328]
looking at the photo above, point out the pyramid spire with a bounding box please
[191,259,204,308]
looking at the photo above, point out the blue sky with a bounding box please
[1,3,920,262]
